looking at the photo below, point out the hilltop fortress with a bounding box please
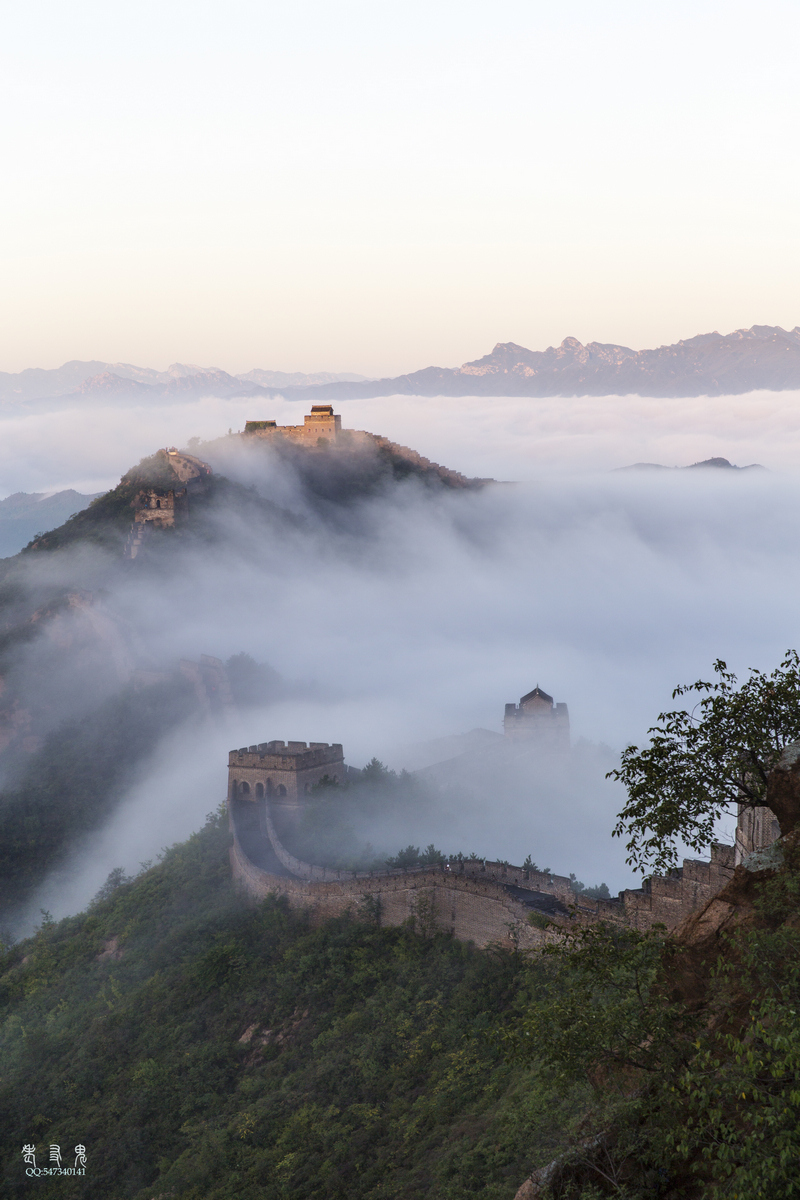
[241,405,486,490]
[244,404,342,443]
[121,409,485,561]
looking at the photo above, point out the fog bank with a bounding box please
[3,391,799,929]
[2,388,800,496]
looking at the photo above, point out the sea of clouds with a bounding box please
[1,388,799,494]
[5,387,800,927]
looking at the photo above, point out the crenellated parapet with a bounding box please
[228,807,573,950]
[228,740,344,814]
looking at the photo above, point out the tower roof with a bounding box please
[519,685,553,706]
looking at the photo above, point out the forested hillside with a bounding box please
[0,809,585,1199]
[5,801,800,1198]
[4,658,800,1197]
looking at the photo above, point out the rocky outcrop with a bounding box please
[513,1135,614,1199]
[764,742,800,835]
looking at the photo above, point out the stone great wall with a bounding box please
[229,794,736,951]
[225,717,798,950]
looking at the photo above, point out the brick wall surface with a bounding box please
[228,803,736,948]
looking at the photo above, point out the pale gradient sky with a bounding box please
[1,0,798,376]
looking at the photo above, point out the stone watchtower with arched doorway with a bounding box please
[228,740,344,840]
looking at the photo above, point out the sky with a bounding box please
[2,0,799,376]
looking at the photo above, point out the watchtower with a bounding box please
[228,740,344,824]
[303,405,341,440]
[131,449,211,529]
[503,686,570,748]
[243,406,342,443]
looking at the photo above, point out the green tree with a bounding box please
[359,757,394,785]
[609,651,800,873]
[509,862,800,1196]
[386,844,421,869]
[668,861,800,1197]
[508,922,691,1081]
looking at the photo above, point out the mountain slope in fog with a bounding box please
[6,429,483,559]
[0,432,488,929]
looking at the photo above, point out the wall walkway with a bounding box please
[229,801,736,949]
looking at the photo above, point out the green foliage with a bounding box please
[359,757,395,786]
[310,773,342,793]
[667,861,800,1196]
[509,922,691,1081]
[89,867,133,907]
[420,843,446,866]
[527,912,550,931]
[610,651,800,872]
[673,998,800,1197]
[22,478,142,552]
[383,844,446,869]
[0,810,584,1200]
[568,874,611,900]
[509,856,800,1197]
[386,844,421,868]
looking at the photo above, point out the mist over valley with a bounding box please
[2,389,800,938]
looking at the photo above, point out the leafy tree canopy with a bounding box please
[609,650,800,874]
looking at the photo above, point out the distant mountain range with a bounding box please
[0,362,367,408]
[3,325,800,407]
[0,489,101,557]
[617,457,764,472]
[278,325,800,401]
